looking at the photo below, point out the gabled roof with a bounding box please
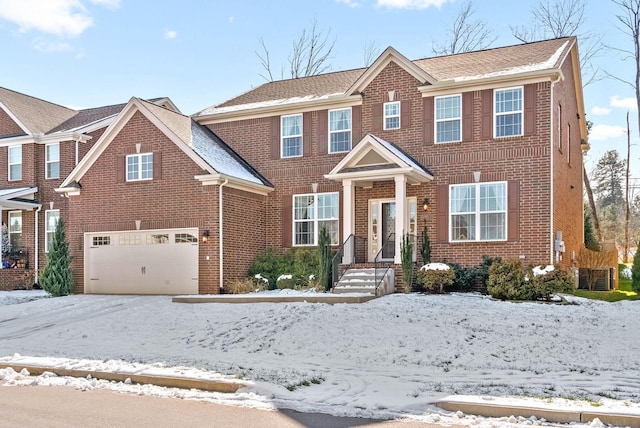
[58,98,272,196]
[0,87,76,134]
[0,186,40,210]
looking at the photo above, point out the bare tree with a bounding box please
[625,112,632,262]
[256,19,335,82]
[431,0,497,55]
[363,40,381,67]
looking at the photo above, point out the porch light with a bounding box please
[422,198,430,212]
[202,230,210,243]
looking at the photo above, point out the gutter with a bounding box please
[549,73,562,265]
[219,178,228,293]
[34,204,42,285]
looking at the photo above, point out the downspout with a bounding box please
[34,204,42,285]
[219,178,229,293]
[549,73,562,265]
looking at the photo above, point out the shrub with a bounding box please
[248,248,280,290]
[276,274,296,289]
[420,226,431,264]
[632,246,640,293]
[227,278,266,294]
[416,263,454,293]
[317,226,332,291]
[530,267,576,301]
[39,219,73,297]
[400,233,414,293]
[476,255,502,289]
[486,259,529,300]
[446,263,477,292]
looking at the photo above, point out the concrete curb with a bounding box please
[435,399,640,427]
[172,295,377,304]
[0,363,243,393]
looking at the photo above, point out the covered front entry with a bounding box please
[368,198,417,262]
[84,228,198,295]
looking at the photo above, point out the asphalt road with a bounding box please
[0,385,447,428]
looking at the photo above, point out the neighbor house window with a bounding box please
[46,143,60,179]
[45,209,60,252]
[329,108,351,153]
[281,114,302,158]
[293,192,339,246]
[383,101,400,130]
[8,211,21,249]
[495,87,523,137]
[8,145,21,181]
[435,95,462,143]
[126,153,153,181]
[450,182,507,242]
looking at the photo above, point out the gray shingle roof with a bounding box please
[0,87,76,134]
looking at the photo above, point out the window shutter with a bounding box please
[351,105,362,143]
[153,152,162,180]
[116,155,125,183]
[436,185,449,243]
[423,97,434,144]
[317,109,328,155]
[524,84,536,136]
[282,196,293,248]
[303,112,312,157]
[481,89,493,139]
[401,100,411,128]
[271,116,280,159]
[462,92,473,141]
[508,181,520,241]
[372,104,383,132]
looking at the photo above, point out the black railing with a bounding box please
[331,234,367,287]
[373,233,395,294]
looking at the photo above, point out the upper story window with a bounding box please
[281,114,302,158]
[8,145,21,181]
[45,209,60,252]
[383,101,400,130]
[495,87,523,137]
[435,95,462,143]
[8,211,21,249]
[126,153,153,181]
[293,192,339,246]
[46,143,60,179]
[450,182,507,242]
[329,108,352,153]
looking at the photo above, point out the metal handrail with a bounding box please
[331,234,367,288]
[373,233,395,294]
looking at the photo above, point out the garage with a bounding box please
[84,228,199,295]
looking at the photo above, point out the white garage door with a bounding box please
[85,228,199,295]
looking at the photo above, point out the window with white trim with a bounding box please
[450,182,507,242]
[383,101,400,130]
[495,87,523,137]
[557,104,562,151]
[126,153,153,181]
[45,209,60,252]
[281,114,302,158]
[329,108,351,153]
[46,143,60,179]
[8,145,21,181]
[8,211,21,249]
[567,123,571,165]
[293,192,339,246]
[435,95,462,143]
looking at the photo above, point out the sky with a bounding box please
[0,0,637,182]
[1,289,639,426]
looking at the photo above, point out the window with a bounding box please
[147,234,169,244]
[329,108,351,153]
[557,104,562,151]
[567,124,571,165]
[450,182,507,242]
[45,210,60,252]
[495,87,523,137]
[8,145,21,181]
[293,192,339,246]
[8,211,21,249]
[281,114,302,158]
[383,101,400,130]
[435,95,462,143]
[175,233,198,243]
[92,236,111,246]
[119,234,141,245]
[46,143,60,179]
[126,153,153,181]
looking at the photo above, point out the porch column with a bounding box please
[394,175,407,264]
[342,179,355,264]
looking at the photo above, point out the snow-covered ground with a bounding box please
[1,289,639,426]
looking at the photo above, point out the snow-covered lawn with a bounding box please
[1,289,639,425]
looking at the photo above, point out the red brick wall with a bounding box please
[0,108,23,136]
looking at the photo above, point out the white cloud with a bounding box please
[34,39,73,53]
[591,106,611,116]
[89,0,120,9]
[336,0,362,7]
[610,95,638,110]
[376,0,449,9]
[589,124,627,141]
[0,0,93,37]
[164,29,177,40]
[228,16,234,24]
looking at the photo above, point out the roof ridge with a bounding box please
[0,86,77,113]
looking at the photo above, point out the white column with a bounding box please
[394,175,407,264]
[342,179,355,264]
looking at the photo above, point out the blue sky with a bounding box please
[0,0,636,177]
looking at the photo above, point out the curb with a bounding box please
[172,295,377,304]
[0,363,243,393]
[434,399,640,427]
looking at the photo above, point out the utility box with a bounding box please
[578,268,612,291]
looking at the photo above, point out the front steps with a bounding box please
[332,267,395,296]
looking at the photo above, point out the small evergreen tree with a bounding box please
[40,218,73,296]
[318,226,332,291]
[584,205,600,251]
[632,242,640,293]
[420,226,431,264]
[400,232,414,293]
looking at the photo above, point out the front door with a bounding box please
[369,198,416,262]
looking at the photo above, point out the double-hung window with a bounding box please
[8,145,21,181]
[8,211,22,249]
[435,95,462,143]
[495,87,523,137]
[46,143,60,179]
[329,108,351,153]
[126,153,153,181]
[293,192,339,246]
[281,114,303,158]
[450,182,507,242]
[383,101,400,130]
[45,209,60,252]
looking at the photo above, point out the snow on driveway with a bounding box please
[0,290,639,424]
